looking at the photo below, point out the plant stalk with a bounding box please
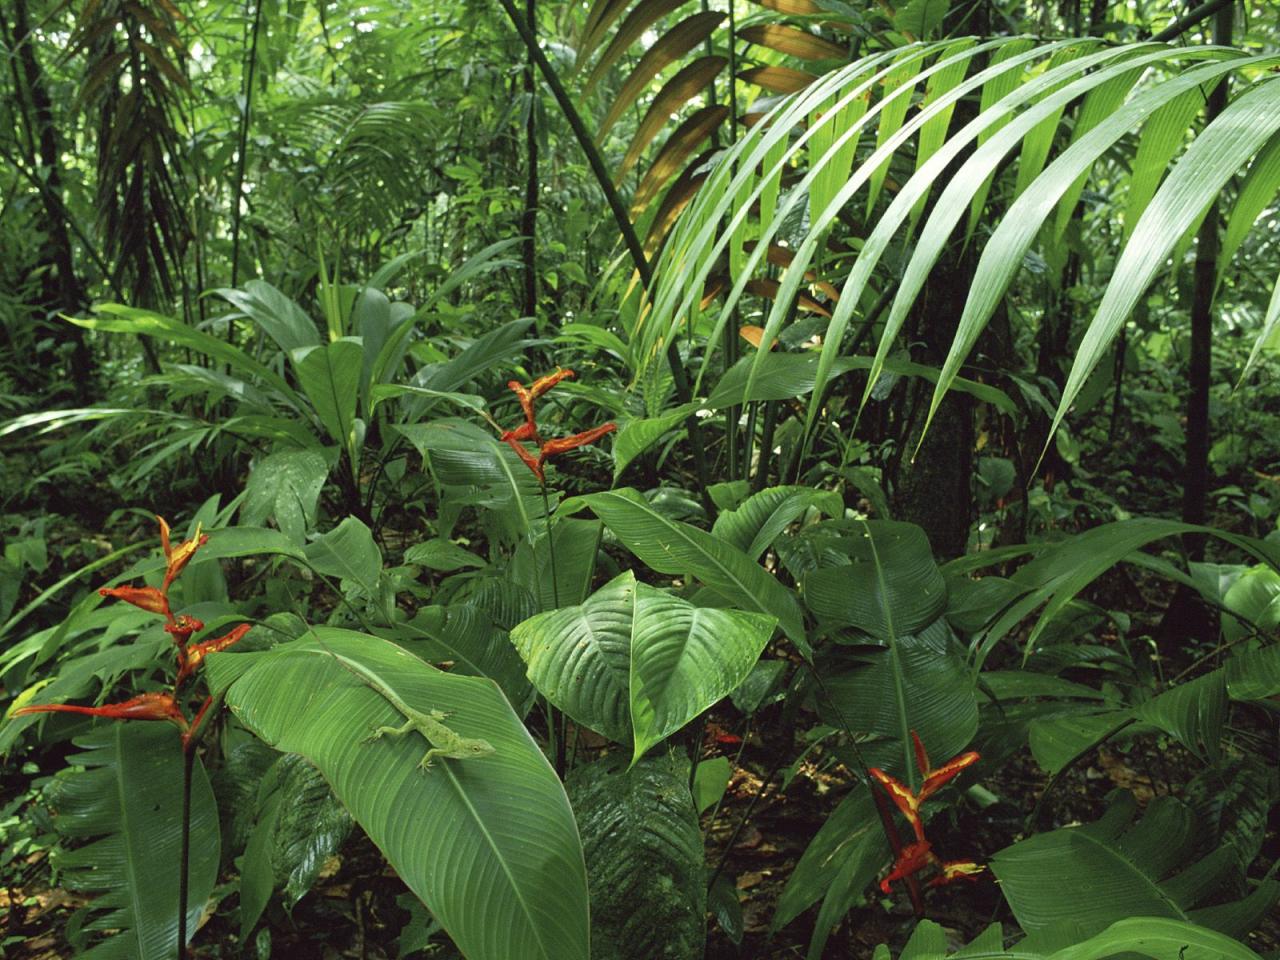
[494,0,712,509]
[177,744,194,960]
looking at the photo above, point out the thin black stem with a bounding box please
[541,484,567,777]
[1149,0,1235,41]
[521,0,538,323]
[228,0,264,301]
[494,0,712,510]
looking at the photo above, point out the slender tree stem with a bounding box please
[494,0,712,509]
[521,0,538,324]
[228,0,264,305]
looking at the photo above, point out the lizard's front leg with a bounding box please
[363,718,416,744]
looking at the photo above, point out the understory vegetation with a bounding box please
[2,0,1279,957]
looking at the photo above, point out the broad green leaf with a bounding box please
[1050,918,1266,960]
[511,571,776,760]
[819,619,978,776]
[290,338,364,452]
[1133,670,1225,761]
[510,573,634,744]
[1027,709,1137,775]
[1225,643,1280,702]
[712,486,844,561]
[241,450,330,545]
[803,521,946,640]
[215,280,320,354]
[212,631,589,960]
[403,538,486,572]
[304,517,381,596]
[44,724,219,959]
[565,755,704,960]
[510,519,602,611]
[629,584,775,762]
[993,791,1278,942]
[74,305,304,409]
[1222,564,1280,643]
[612,402,698,482]
[865,918,1264,959]
[394,605,533,710]
[565,489,807,651]
[692,757,731,814]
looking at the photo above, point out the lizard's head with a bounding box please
[470,738,496,757]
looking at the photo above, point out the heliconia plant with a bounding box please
[11,516,251,958]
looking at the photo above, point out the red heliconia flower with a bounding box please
[99,585,172,619]
[504,434,547,482]
[502,420,538,443]
[529,368,574,398]
[500,369,614,483]
[178,623,251,684]
[12,692,189,730]
[913,730,980,804]
[165,614,205,645]
[507,381,538,435]
[537,422,617,461]
[158,517,209,594]
[880,840,936,894]
[928,860,985,888]
[870,731,983,897]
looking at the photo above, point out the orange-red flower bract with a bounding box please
[159,517,209,593]
[880,841,935,894]
[530,368,574,398]
[165,614,205,643]
[13,692,189,730]
[928,860,985,888]
[537,422,617,459]
[99,585,172,619]
[872,731,984,896]
[178,623,251,684]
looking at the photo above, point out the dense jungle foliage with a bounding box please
[2,0,1280,956]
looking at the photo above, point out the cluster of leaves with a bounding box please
[2,0,1280,957]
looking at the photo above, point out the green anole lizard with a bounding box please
[318,642,495,770]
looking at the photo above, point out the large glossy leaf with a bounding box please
[208,630,589,960]
[510,571,775,760]
[867,918,1265,959]
[565,489,806,650]
[74,305,303,408]
[1133,670,1225,762]
[711,485,842,561]
[215,280,321,354]
[510,518,602,611]
[392,605,533,711]
[290,338,364,452]
[43,724,219,960]
[304,516,382,597]
[803,520,946,641]
[819,619,978,776]
[241,450,330,545]
[992,791,1279,944]
[565,755,704,960]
